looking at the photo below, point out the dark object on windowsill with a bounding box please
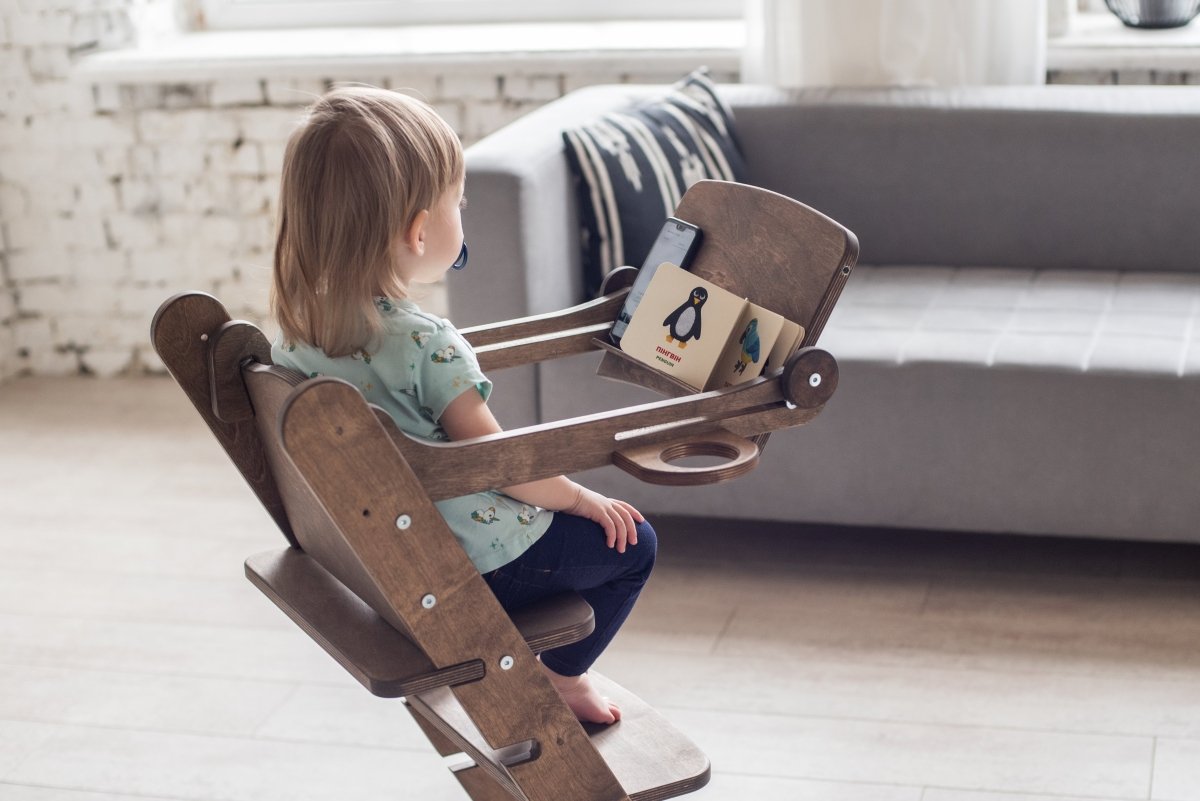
[1105,0,1200,28]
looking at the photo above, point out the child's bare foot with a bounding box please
[543,667,621,725]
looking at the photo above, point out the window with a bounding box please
[195,0,744,31]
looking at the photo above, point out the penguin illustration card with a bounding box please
[709,303,788,389]
[619,262,745,390]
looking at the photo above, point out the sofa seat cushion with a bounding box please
[821,266,1200,376]
[530,265,1200,541]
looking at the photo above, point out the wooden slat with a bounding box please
[474,323,613,372]
[150,292,296,547]
[461,289,629,348]
[722,404,820,439]
[408,671,710,801]
[209,320,271,423]
[404,703,521,801]
[507,590,597,655]
[241,364,419,641]
[379,372,812,500]
[455,766,526,801]
[675,180,858,349]
[593,338,697,398]
[586,672,711,801]
[279,379,631,801]
[613,428,759,487]
[245,548,595,697]
[408,687,530,800]
[245,549,481,698]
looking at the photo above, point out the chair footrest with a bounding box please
[408,671,710,801]
[245,547,595,698]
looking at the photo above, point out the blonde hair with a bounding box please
[271,86,464,357]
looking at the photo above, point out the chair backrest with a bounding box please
[193,315,421,639]
[241,362,424,642]
[150,293,297,546]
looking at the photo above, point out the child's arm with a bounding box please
[439,389,644,553]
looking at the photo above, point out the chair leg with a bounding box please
[405,702,519,801]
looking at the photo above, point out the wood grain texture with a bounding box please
[454,766,528,801]
[378,371,816,499]
[721,404,821,439]
[474,323,613,372]
[404,703,521,801]
[461,289,629,348]
[409,672,710,801]
[149,292,296,547]
[278,378,631,801]
[508,591,597,654]
[408,687,531,800]
[586,672,711,801]
[208,321,271,423]
[593,339,697,398]
[613,429,760,487]
[245,548,594,698]
[242,364,419,643]
[781,347,839,409]
[675,180,858,349]
[245,548,482,698]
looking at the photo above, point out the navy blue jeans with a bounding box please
[483,513,657,677]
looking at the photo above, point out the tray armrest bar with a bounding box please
[364,352,831,497]
[474,323,613,372]
[460,287,628,348]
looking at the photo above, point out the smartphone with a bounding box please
[610,217,702,343]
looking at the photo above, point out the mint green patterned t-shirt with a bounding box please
[271,297,551,574]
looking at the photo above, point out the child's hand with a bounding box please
[566,486,645,553]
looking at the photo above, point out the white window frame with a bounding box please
[194,0,744,31]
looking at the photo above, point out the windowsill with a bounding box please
[1048,11,1200,70]
[72,19,745,84]
[72,13,1200,86]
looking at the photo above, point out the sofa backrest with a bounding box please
[725,85,1200,273]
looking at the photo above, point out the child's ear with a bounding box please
[403,209,430,255]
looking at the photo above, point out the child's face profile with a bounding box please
[398,180,467,286]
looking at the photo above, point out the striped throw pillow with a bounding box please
[562,69,748,298]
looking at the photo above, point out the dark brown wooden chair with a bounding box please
[150,180,857,801]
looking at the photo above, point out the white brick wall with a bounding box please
[0,2,1187,382]
[0,6,728,381]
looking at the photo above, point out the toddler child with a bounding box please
[269,86,655,724]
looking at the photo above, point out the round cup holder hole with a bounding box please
[660,441,741,469]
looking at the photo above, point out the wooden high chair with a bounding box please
[150,180,857,801]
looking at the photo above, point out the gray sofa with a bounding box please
[454,84,1200,544]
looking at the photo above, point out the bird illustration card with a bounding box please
[708,302,788,389]
[763,319,806,375]
[619,262,747,391]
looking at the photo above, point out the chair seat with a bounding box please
[408,671,711,801]
[245,547,595,698]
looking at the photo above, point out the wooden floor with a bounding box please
[2,376,1200,801]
